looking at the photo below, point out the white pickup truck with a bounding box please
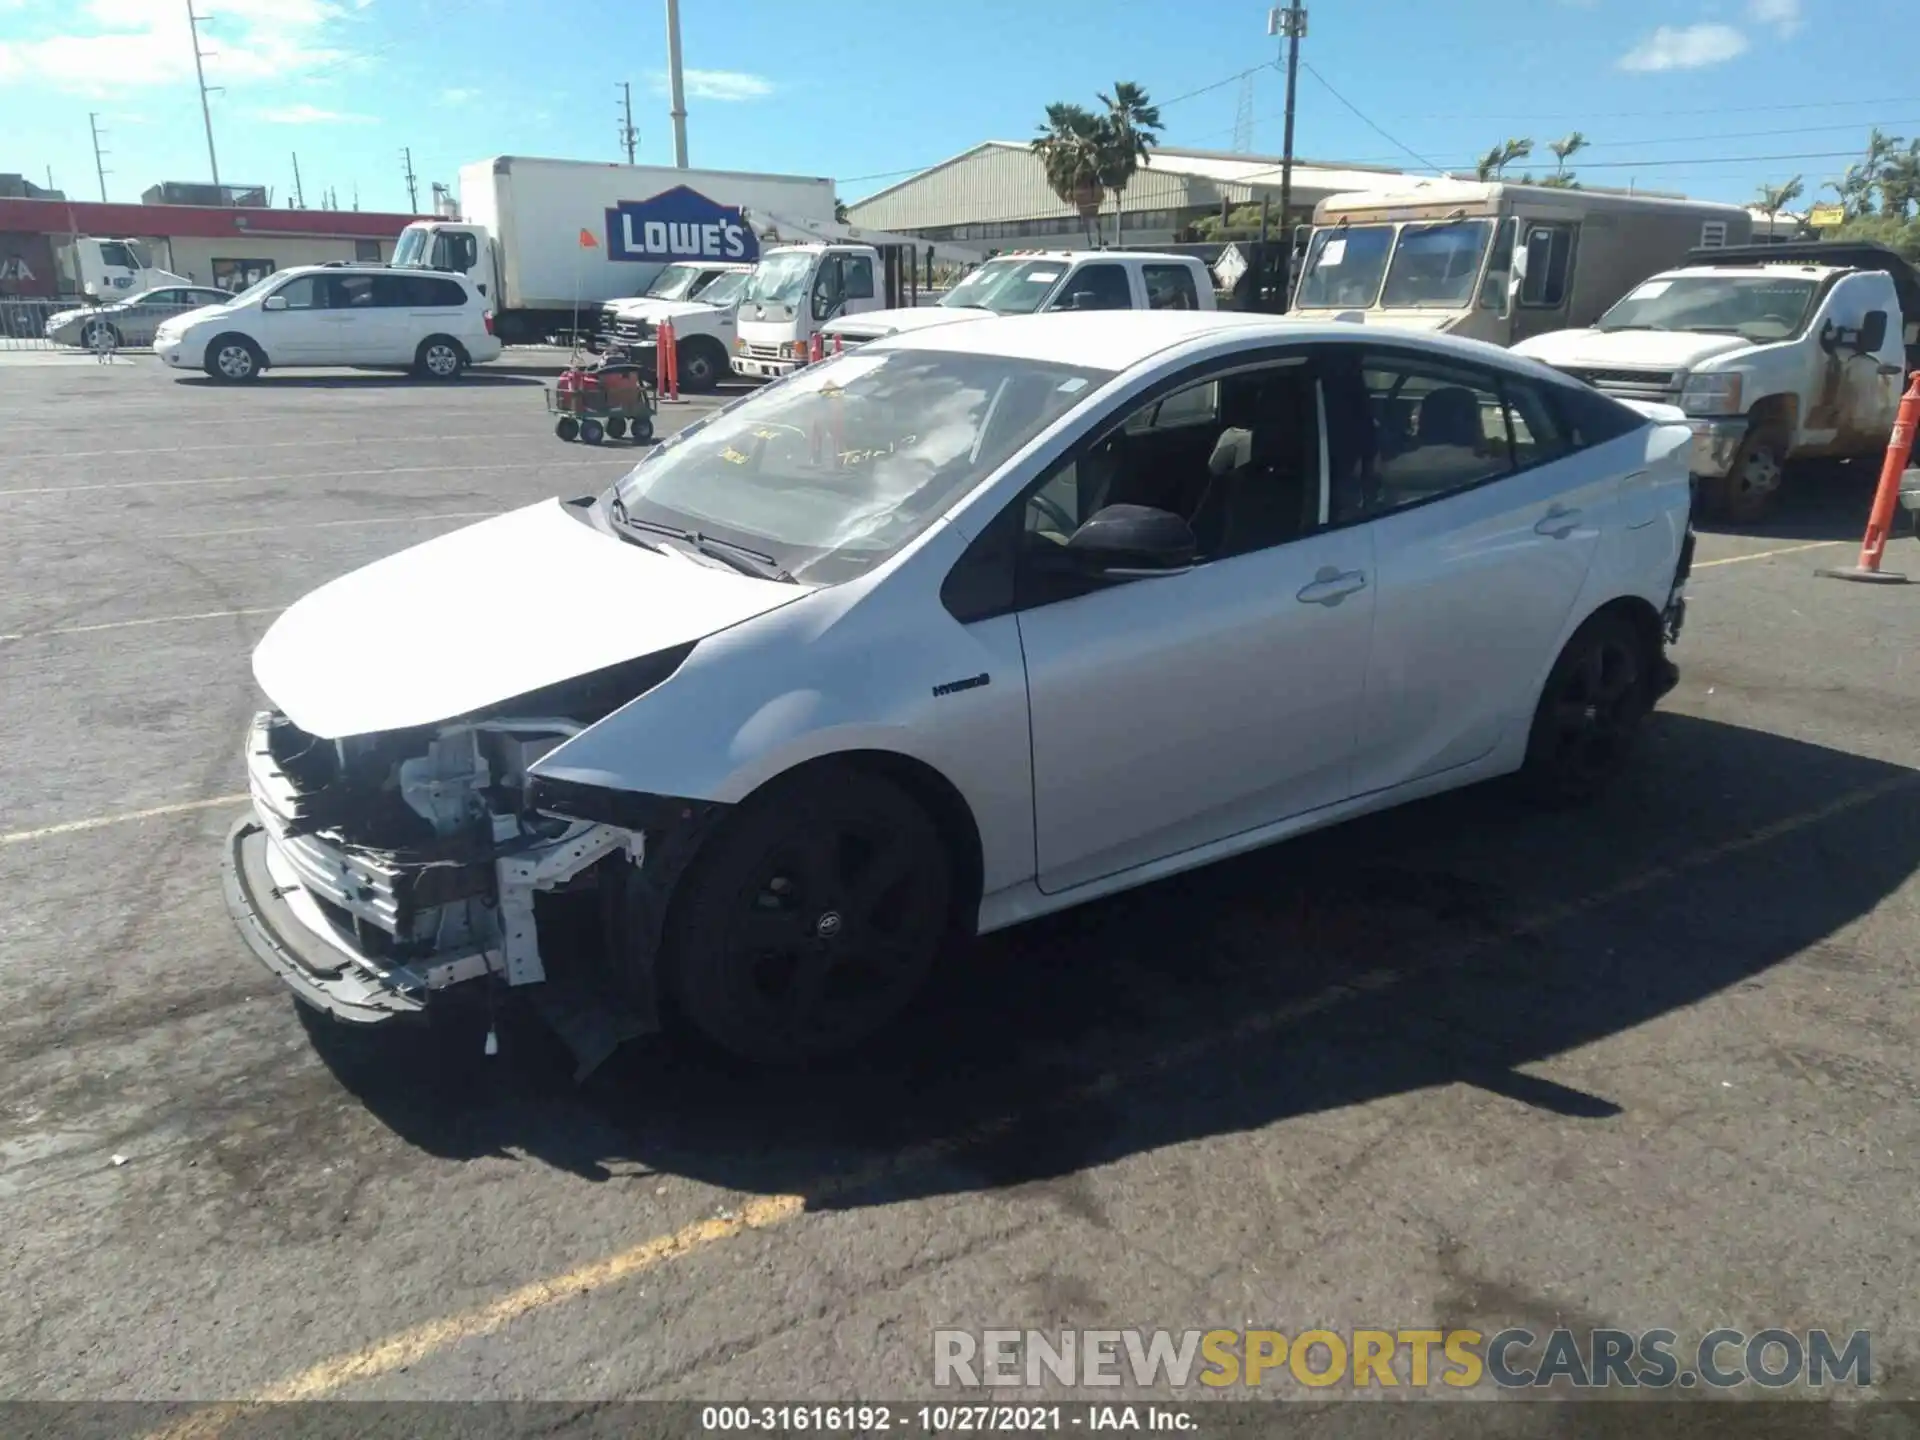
[598,260,750,391]
[821,250,1218,351]
[1514,241,1920,521]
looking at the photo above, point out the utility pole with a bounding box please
[400,147,419,212]
[291,152,305,208]
[618,81,638,163]
[664,0,689,167]
[1270,4,1306,237]
[186,1,222,188]
[89,112,111,201]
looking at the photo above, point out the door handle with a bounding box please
[1535,505,1581,539]
[1296,567,1368,606]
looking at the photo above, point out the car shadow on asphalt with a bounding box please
[303,711,1920,1205]
[170,373,549,389]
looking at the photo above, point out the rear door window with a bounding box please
[1054,263,1133,311]
[1144,264,1201,310]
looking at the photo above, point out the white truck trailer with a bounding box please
[391,157,837,345]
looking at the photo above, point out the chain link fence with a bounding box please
[0,297,166,353]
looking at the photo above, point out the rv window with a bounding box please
[1519,223,1575,308]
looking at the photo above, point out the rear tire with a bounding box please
[204,334,263,382]
[579,418,605,445]
[630,414,654,444]
[677,337,727,392]
[1517,612,1651,808]
[605,415,628,439]
[554,416,580,442]
[663,767,952,1066]
[414,335,468,381]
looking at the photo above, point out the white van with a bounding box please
[153,265,503,382]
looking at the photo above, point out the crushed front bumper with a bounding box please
[1687,418,1746,479]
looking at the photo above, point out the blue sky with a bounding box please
[0,0,1910,216]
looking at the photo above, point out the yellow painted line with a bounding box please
[0,794,250,846]
[0,459,617,498]
[151,511,502,542]
[1694,539,1847,569]
[0,605,284,644]
[143,768,1920,1433]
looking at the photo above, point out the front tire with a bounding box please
[663,767,952,1065]
[677,337,727,392]
[1517,612,1651,808]
[204,334,263,382]
[414,335,468,381]
[1703,424,1786,524]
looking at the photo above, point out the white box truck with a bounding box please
[391,156,837,345]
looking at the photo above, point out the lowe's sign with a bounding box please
[605,186,759,264]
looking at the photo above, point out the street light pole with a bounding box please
[1271,3,1306,240]
[664,0,689,167]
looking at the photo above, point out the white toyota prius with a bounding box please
[226,311,1695,1068]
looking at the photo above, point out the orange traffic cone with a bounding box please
[1817,371,1919,585]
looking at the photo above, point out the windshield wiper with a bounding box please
[617,515,796,582]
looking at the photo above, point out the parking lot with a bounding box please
[3,350,1920,1411]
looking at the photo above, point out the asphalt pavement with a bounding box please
[3,352,1919,1417]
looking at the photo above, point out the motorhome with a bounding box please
[1291,180,1755,345]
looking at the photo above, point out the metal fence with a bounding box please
[0,297,159,352]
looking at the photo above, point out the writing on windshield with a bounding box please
[1294,225,1395,309]
[939,259,1069,315]
[645,264,705,300]
[743,252,814,316]
[1597,275,1818,341]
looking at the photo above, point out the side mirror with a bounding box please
[1068,291,1098,310]
[261,294,288,311]
[1065,504,1196,577]
[1856,310,1889,354]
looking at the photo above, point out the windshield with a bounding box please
[227,273,290,306]
[611,348,1110,584]
[1380,220,1491,309]
[696,270,748,308]
[742,251,815,316]
[644,264,706,300]
[938,258,1070,315]
[1294,224,1395,309]
[1597,274,1820,341]
[392,228,429,268]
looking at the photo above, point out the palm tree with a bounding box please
[1755,175,1804,236]
[1881,143,1920,219]
[1095,81,1162,245]
[1475,138,1534,182]
[834,198,848,225]
[1543,132,1587,188]
[1824,164,1874,221]
[1032,102,1106,246]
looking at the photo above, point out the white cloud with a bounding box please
[1748,0,1802,34]
[0,0,363,94]
[1617,22,1749,71]
[437,86,479,105]
[255,102,372,123]
[649,67,774,102]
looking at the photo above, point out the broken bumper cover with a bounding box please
[224,817,431,1026]
[1686,418,1746,479]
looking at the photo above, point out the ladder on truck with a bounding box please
[740,209,987,307]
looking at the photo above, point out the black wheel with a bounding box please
[204,334,264,382]
[664,767,952,1065]
[81,319,120,351]
[579,418,606,445]
[1517,612,1651,807]
[630,414,654,444]
[1701,425,1785,524]
[415,335,468,380]
[677,337,727,393]
[605,415,629,439]
[555,416,580,442]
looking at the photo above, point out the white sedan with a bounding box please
[225,311,1695,1068]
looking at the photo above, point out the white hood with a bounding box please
[169,303,232,331]
[253,499,804,738]
[606,295,725,323]
[1513,327,1751,370]
[824,306,981,339]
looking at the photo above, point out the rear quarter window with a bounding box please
[1546,379,1647,449]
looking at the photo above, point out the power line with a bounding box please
[1372,95,1920,123]
[185,1,222,187]
[1298,59,1438,171]
[88,112,111,202]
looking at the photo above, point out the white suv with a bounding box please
[153,265,502,382]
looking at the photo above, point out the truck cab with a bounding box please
[599,260,750,391]
[1515,241,1918,521]
[393,222,493,299]
[60,237,191,300]
[819,250,1218,353]
[1291,181,1753,346]
[732,243,890,378]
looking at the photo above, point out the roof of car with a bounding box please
[867,310,1534,374]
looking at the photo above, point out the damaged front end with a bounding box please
[223,646,723,1066]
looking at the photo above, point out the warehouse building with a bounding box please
[846,143,1424,250]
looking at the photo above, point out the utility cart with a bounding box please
[547,359,656,445]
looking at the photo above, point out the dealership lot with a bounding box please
[3,355,1920,1405]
